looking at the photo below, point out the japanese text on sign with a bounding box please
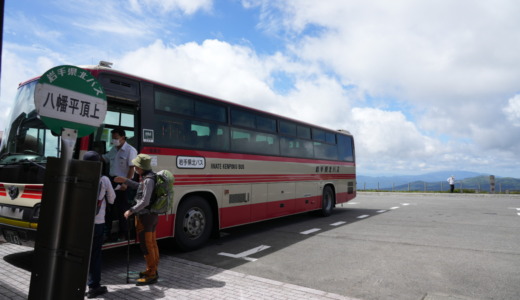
[35,84,107,127]
[45,66,104,97]
[176,156,205,169]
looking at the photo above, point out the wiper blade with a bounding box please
[20,159,46,170]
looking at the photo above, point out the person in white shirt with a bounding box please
[447,175,455,193]
[83,151,116,298]
[102,128,137,241]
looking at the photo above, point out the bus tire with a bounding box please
[174,195,213,251]
[321,186,334,217]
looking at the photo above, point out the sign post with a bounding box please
[29,66,107,300]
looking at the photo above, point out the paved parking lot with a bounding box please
[0,241,357,300]
[2,192,519,299]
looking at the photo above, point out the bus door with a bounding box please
[91,104,139,160]
[93,72,141,158]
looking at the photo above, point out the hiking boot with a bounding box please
[86,286,108,298]
[139,270,159,278]
[136,274,158,286]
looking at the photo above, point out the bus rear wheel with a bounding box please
[321,186,334,217]
[174,195,213,251]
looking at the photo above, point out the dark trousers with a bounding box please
[450,184,455,193]
[105,189,130,238]
[88,223,104,288]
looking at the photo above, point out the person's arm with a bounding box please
[124,177,154,218]
[102,176,116,204]
[114,176,139,190]
[126,168,135,181]
[126,147,138,179]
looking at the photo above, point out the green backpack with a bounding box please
[150,170,174,214]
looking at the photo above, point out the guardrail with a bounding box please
[356,182,519,194]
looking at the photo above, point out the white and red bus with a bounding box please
[0,63,356,251]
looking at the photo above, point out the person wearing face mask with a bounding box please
[102,127,138,242]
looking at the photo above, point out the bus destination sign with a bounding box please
[34,65,107,137]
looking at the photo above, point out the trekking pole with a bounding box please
[126,218,131,284]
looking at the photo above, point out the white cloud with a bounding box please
[0,50,43,131]
[117,39,274,107]
[144,0,213,15]
[116,39,356,130]
[351,107,438,156]
[2,0,520,177]
[504,94,520,127]
[242,0,520,176]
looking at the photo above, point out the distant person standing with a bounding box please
[447,175,455,193]
[102,127,138,241]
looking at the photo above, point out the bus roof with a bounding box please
[18,62,353,136]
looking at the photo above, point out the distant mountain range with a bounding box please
[357,171,520,192]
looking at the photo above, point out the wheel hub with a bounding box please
[183,208,205,239]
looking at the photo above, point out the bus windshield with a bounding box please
[0,80,61,166]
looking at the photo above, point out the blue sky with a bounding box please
[2,0,520,177]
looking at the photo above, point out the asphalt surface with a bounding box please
[1,192,519,299]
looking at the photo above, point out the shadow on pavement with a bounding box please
[3,249,33,272]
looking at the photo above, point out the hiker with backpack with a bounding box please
[83,151,116,298]
[115,154,160,285]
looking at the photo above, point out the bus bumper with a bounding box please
[0,217,37,247]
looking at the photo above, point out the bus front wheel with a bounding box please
[321,186,334,217]
[174,195,213,251]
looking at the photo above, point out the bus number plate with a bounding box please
[2,229,22,245]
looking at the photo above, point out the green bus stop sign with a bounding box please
[34,65,107,137]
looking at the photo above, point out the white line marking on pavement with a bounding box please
[401,203,410,206]
[218,245,271,261]
[347,202,359,205]
[357,215,369,219]
[330,221,347,226]
[377,210,387,213]
[300,228,321,235]
[390,206,400,210]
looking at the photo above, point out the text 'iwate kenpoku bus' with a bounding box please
[0,62,356,251]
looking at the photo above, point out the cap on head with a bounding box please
[132,154,152,170]
[83,151,101,162]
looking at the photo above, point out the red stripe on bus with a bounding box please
[21,194,42,199]
[141,147,355,166]
[23,188,43,193]
[336,192,357,203]
[23,185,43,190]
[80,136,90,151]
[174,173,355,185]
[219,194,356,228]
